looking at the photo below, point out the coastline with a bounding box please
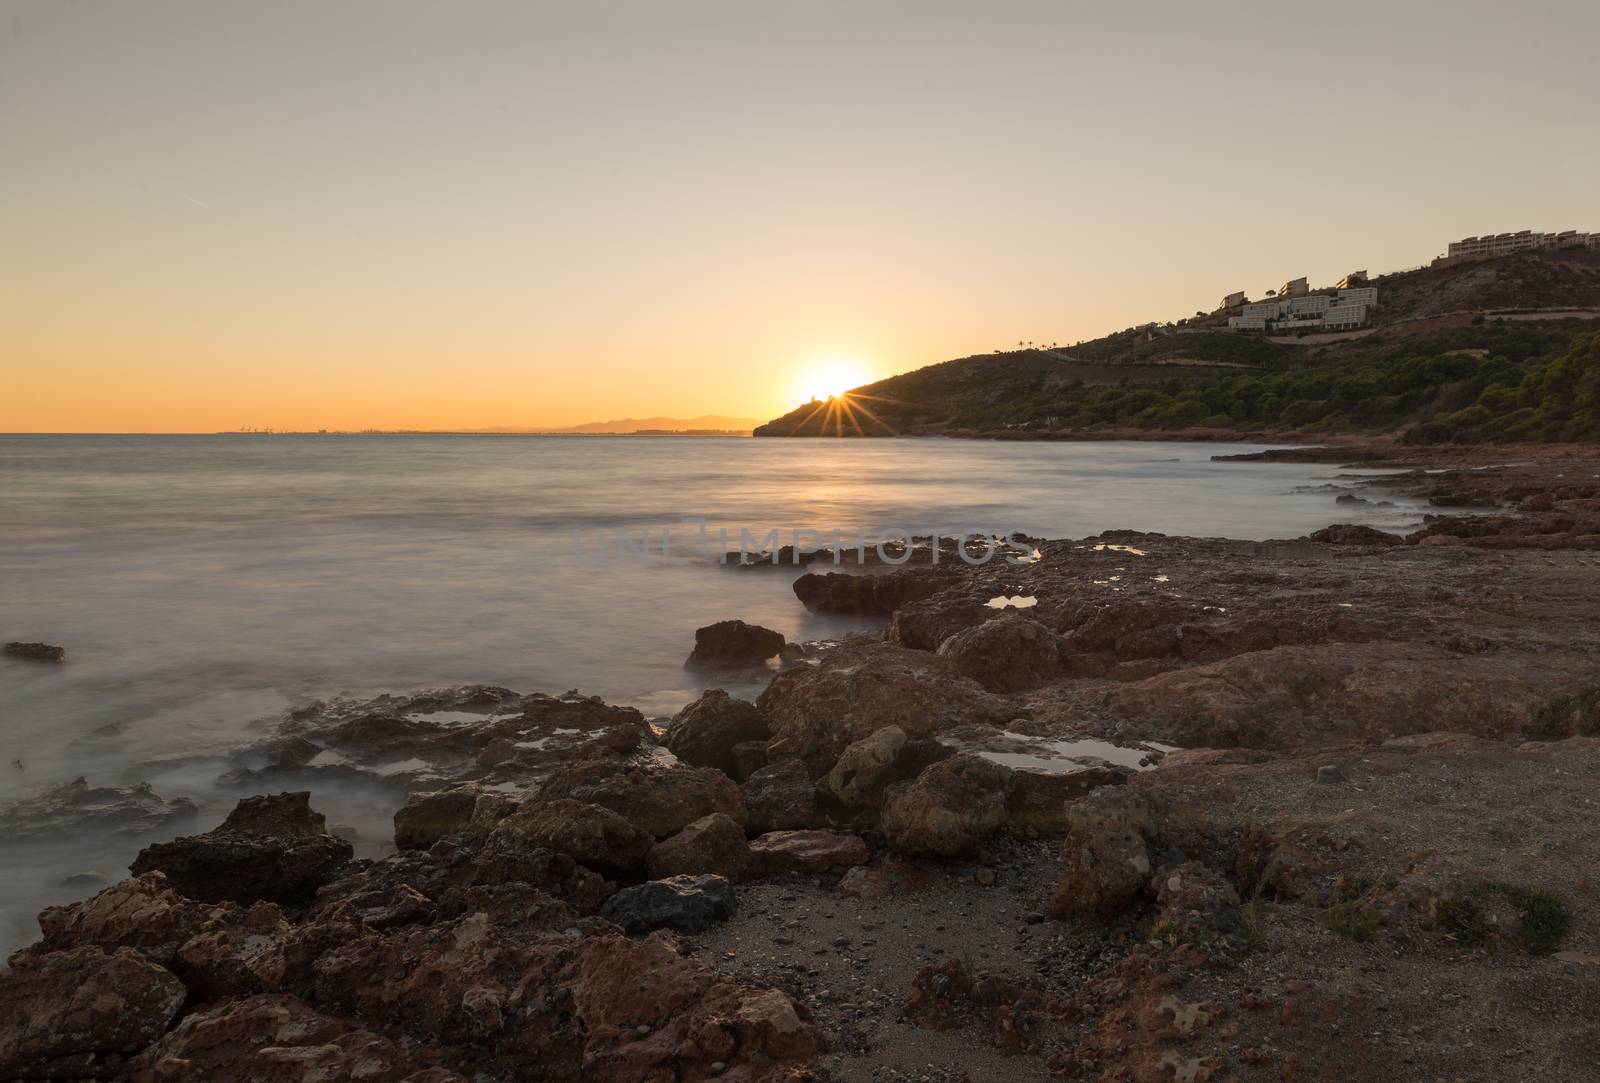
[3,444,1599,1081]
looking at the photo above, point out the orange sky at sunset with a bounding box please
[4,1,1597,432]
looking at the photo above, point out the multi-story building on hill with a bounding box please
[1443,229,1598,262]
[1228,285,1376,334]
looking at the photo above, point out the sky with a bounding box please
[3,1,1597,433]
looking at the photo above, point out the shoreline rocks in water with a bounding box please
[4,641,66,664]
[8,445,1600,1079]
[685,619,787,666]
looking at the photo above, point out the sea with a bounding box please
[0,433,1431,945]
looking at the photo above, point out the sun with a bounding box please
[796,357,872,403]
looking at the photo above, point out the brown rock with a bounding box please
[35,872,210,964]
[4,640,65,663]
[821,725,907,810]
[479,798,653,881]
[936,615,1063,693]
[663,690,771,777]
[743,757,820,832]
[1049,787,1156,921]
[880,753,1015,858]
[758,641,1015,775]
[685,619,786,666]
[130,994,463,1082]
[838,859,931,898]
[648,813,751,880]
[538,760,746,839]
[0,946,185,1079]
[749,829,870,874]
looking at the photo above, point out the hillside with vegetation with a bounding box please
[756,249,1600,442]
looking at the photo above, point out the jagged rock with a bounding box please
[1150,861,1241,942]
[538,760,746,838]
[880,754,1015,858]
[648,813,750,879]
[1007,767,1130,834]
[821,725,907,809]
[129,994,464,1082]
[4,641,65,663]
[664,690,771,777]
[729,739,770,781]
[393,784,514,850]
[129,793,353,905]
[35,872,210,965]
[1306,524,1404,546]
[888,592,999,651]
[792,568,950,615]
[599,874,736,934]
[0,945,185,1079]
[685,620,786,666]
[936,615,1063,693]
[743,758,819,832]
[0,778,199,843]
[479,798,653,881]
[758,641,1015,775]
[1050,787,1158,922]
[748,830,870,874]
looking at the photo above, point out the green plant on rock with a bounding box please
[1432,895,1493,948]
[1325,876,1380,942]
[1488,883,1573,954]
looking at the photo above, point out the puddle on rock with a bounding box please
[986,595,1039,609]
[941,731,1177,773]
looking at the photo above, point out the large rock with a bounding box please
[880,754,1015,858]
[129,792,353,905]
[35,872,210,965]
[685,620,786,666]
[479,798,653,881]
[888,592,999,651]
[748,830,870,874]
[130,994,464,1082]
[4,640,65,663]
[1007,767,1129,834]
[743,758,820,832]
[936,615,1063,693]
[599,875,736,934]
[758,641,1016,775]
[393,784,515,851]
[792,568,950,615]
[0,778,199,843]
[648,813,750,879]
[538,760,746,839]
[1049,787,1158,922]
[664,690,771,777]
[0,945,186,1079]
[821,725,907,809]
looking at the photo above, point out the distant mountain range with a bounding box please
[461,415,766,435]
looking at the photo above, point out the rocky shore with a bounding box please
[4,445,1600,1082]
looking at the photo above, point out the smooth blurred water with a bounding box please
[0,433,1426,943]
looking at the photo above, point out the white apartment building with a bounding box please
[1228,285,1377,333]
[1445,229,1598,261]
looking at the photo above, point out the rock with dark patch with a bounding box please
[880,754,1016,858]
[664,690,771,777]
[743,757,820,832]
[599,874,736,934]
[3,641,65,663]
[0,945,186,1079]
[129,792,354,905]
[393,783,516,851]
[0,777,199,843]
[648,813,750,880]
[936,615,1063,693]
[685,620,786,666]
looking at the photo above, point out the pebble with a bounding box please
[1317,765,1346,784]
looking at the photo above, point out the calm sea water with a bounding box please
[0,433,1427,944]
